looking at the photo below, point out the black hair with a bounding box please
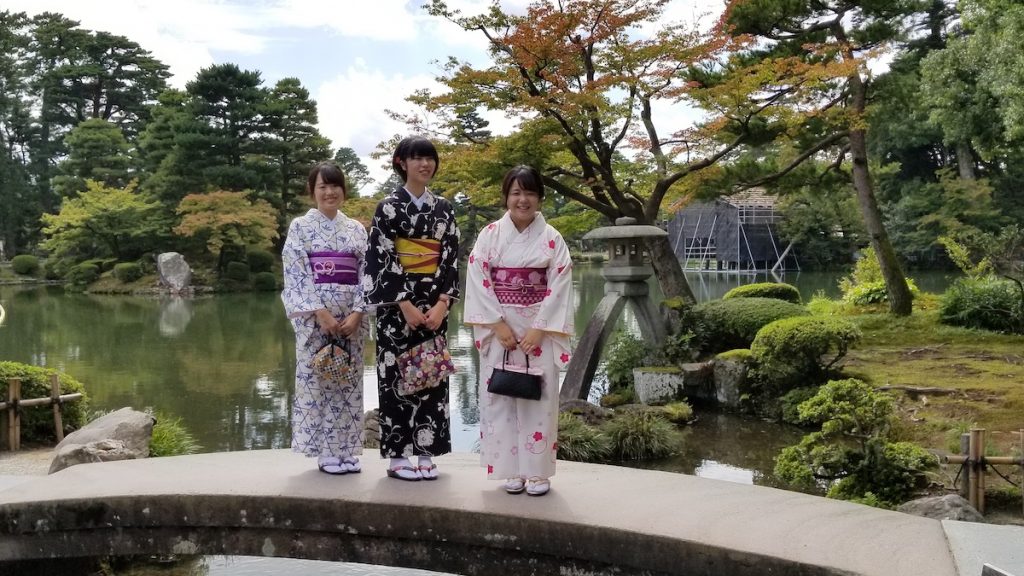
[306,161,347,199]
[392,136,440,182]
[501,165,545,202]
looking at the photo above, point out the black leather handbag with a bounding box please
[487,350,543,400]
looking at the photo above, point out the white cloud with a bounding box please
[316,59,445,193]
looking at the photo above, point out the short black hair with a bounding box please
[307,161,347,199]
[392,136,440,182]
[501,165,545,202]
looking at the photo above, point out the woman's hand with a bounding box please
[490,320,518,351]
[519,328,545,357]
[315,309,342,336]
[338,311,364,338]
[424,300,447,332]
[399,300,427,331]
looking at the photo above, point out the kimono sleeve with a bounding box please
[348,219,369,313]
[533,227,574,336]
[463,225,503,327]
[360,199,413,306]
[281,218,324,318]
[434,199,461,302]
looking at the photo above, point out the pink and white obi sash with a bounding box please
[308,251,359,285]
[490,267,547,305]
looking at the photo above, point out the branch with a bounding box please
[738,131,851,190]
[542,174,618,219]
[646,132,747,221]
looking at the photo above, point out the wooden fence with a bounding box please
[944,428,1024,516]
[0,374,83,451]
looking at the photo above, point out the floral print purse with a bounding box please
[396,335,456,396]
[312,336,358,389]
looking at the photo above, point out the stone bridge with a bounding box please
[0,450,1019,575]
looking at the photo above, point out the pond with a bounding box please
[0,266,956,574]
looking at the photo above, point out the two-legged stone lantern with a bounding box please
[560,217,669,401]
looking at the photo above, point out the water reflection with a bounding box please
[113,556,452,576]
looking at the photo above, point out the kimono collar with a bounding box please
[308,208,348,226]
[399,186,434,210]
[500,210,545,236]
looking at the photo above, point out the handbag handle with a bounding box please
[501,349,530,370]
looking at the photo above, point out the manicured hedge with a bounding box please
[723,282,802,304]
[113,262,144,283]
[750,316,861,393]
[693,297,809,353]
[11,254,40,276]
[247,249,276,274]
[251,271,278,291]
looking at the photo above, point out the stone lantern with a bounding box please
[561,217,669,401]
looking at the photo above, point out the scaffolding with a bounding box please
[667,189,799,273]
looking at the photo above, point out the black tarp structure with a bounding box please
[666,189,799,272]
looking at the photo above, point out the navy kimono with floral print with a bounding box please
[361,187,461,458]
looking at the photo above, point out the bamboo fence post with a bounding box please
[1020,429,1023,520]
[969,428,986,514]
[50,373,64,443]
[959,432,970,500]
[6,378,21,451]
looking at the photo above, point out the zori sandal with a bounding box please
[526,477,550,496]
[418,464,438,480]
[386,465,421,481]
[317,457,347,475]
[341,457,361,474]
[504,477,526,494]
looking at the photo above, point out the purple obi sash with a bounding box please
[491,267,548,306]
[308,251,359,285]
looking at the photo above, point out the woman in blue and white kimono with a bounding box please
[282,161,369,475]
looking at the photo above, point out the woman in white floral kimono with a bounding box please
[281,161,369,475]
[464,165,574,496]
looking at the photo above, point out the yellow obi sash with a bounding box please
[396,237,441,274]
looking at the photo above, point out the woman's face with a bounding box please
[313,173,345,214]
[506,180,540,226]
[402,154,436,189]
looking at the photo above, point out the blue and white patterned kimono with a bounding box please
[281,208,369,460]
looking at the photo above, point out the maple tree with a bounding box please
[40,179,164,263]
[173,190,278,261]
[417,0,774,302]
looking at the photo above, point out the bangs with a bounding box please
[405,137,439,161]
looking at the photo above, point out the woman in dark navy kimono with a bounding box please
[361,136,460,481]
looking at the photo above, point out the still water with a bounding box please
[0,266,955,574]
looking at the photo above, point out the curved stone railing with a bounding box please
[0,451,958,575]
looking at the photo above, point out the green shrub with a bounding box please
[602,410,681,460]
[82,258,117,273]
[148,411,202,457]
[65,262,100,289]
[0,362,89,442]
[774,379,937,506]
[779,386,821,425]
[750,316,861,394]
[247,249,276,273]
[251,271,278,291]
[723,282,802,304]
[11,254,40,276]
[224,260,250,282]
[599,392,631,407]
[112,262,143,283]
[939,276,1023,333]
[839,247,918,305]
[556,412,611,462]
[693,297,809,353]
[602,331,648,393]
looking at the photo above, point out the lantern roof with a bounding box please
[583,217,667,240]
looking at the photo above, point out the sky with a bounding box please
[8,0,726,194]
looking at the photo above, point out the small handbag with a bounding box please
[396,335,456,396]
[487,350,543,400]
[311,336,358,389]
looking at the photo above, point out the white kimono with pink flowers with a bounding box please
[464,212,574,481]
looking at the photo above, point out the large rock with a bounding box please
[712,357,747,408]
[633,362,713,405]
[157,252,192,293]
[897,494,986,523]
[49,408,156,474]
[559,399,613,426]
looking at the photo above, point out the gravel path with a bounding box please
[0,447,53,476]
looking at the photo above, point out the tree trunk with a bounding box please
[848,128,913,316]
[645,235,696,305]
[956,141,976,181]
